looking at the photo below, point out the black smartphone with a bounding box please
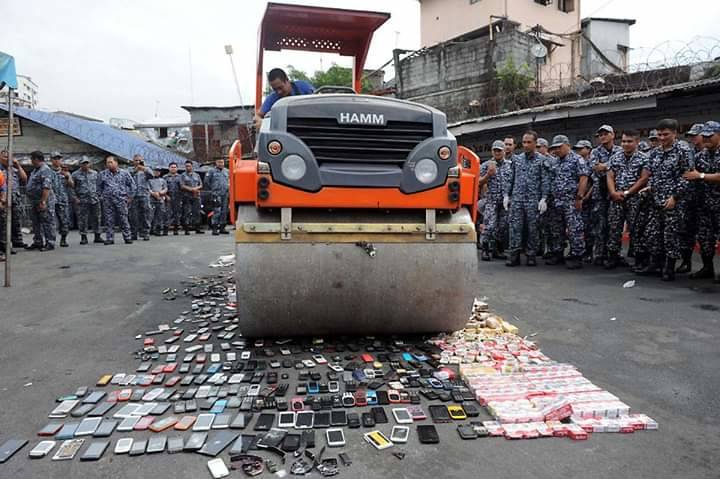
[347,413,360,429]
[330,410,347,427]
[462,402,480,417]
[230,412,252,429]
[0,439,28,463]
[197,430,239,457]
[457,424,478,440]
[417,425,440,444]
[429,405,451,423]
[253,413,275,431]
[281,433,301,452]
[183,432,207,452]
[313,411,331,428]
[80,441,109,461]
[92,420,118,438]
[88,402,114,417]
[301,429,316,448]
[376,390,389,405]
[371,407,388,424]
[361,412,375,428]
[257,428,286,448]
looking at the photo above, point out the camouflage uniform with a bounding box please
[71,168,101,235]
[677,145,703,260]
[164,173,183,230]
[479,159,511,252]
[0,162,25,246]
[26,163,57,247]
[204,166,230,231]
[548,151,590,258]
[589,144,623,261]
[148,176,168,234]
[130,167,153,238]
[97,168,135,241]
[505,152,549,257]
[539,155,558,256]
[50,166,71,237]
[606,150,650,257]
[180,171,203,231]
[696,147,720,258]
[646,141,691,260]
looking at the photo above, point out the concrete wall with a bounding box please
[582,20,631,78]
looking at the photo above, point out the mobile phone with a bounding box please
[361,412,375,428]
[133,416,155,431]
[70,403,94,418]
[392,408,413,425]
[254,413,275,431]
[313,354,327,365]
[55,422,80,440]
[83,391,106,404]
[330,410,347,427]
[207,458,230,478]
[407,405,426,421]
[371,407,388,424]
[29,440,56,459]
[429,405,452,423]
[165,436,184,454]
[462,402,480,417]
[290,397,305,412]
[49,399,79,418]
[212,414,232,429]
[210,400,228,414]
[390,426,409,444]
[278,412,295,428]
[171,415,194,431]
[363,430,392,450]
[146,436,167,454]
[295,411,314,429]
[114,437,133,454]
[447,405,467,420]
[347,413,360,429]
[247,385,261,396]
[417,425,439,444]
[80,440,109,461]
[116,416,140,432]
[457,424,478,440]
[128,439,147,456]
[328,381,340,393]
[314,411,331,428]
[38,422,64,437]
[184,432,208,451]
[96,375,112,386]
[88,401,115,417]
[194,414,215,431]
[361,354,374,363]
[93,420,118,438]
[325,428,345,447]
[198,430,239,457]
[52,439,84,461]
[150,416,179,432]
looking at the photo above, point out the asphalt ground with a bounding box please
[0,233,718,479]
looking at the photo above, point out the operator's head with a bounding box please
[701,121,720,150]
[686,123,705,148]
[522,131,538,154]
[656,119,678,149]
[268,68,294,98]
[621,130,640,155]
[185,160,193,173]
[153,166,162,177]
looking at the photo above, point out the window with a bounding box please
[558,0,575,12]
[534,0,552,6]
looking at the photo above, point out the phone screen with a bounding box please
[327,430,344,443]
[330,410,347,425]
[278,412,295,427]
[394,409,412,422]
[295,412,313,428]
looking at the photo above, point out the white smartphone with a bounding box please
[313,355,327,365]
[325,428,345,447]
[207,458,230,478]
[194,414,215,431]
[392,408,413,424]
[29,441,56,458]
[114,438,133,454]
[390,426,409,444]
[278,412,295,428]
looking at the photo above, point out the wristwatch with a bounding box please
[700,172,706,180]
[623,190,630,197]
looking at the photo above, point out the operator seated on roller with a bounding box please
[255,68,314,130]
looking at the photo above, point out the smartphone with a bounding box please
[295,411,314,429]
[150,416,179,432]
[55,422,80,440]
[278,412,295,428]
[392,408,413,425]
[88,401,115,417]
[70,403,94,418]
[417,425,439,444]
[38,422,64,437]
[114,437,133,454]
[363,430,392,450]
[390,426,409,444]
[325,428,345,447]
[49,400,79,418]
[80,440,109,461]
[371,407,388,424]
[93,420,118,438]
[82,391,106,404]
[212,414,232,429]
[117,416,140,432]
[230,413,252,430]
[167,436,185,454]
[146,436,167,454]
[314,411,331,428]
[75,417,103,437]
[361,413,375,428]
[194,414,215,431]
[184,432,208,451]
[133,416,155,431]
[330,410,347,427]
[253,413,275,431]
[207,458,230,478]
[128,439,147,456]
[96,375,113,386]
[429,405,452,423]
[28,440,55,459]
[198,430,239,457]
[52,439,84,461]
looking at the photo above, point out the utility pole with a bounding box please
[224,45,244,106]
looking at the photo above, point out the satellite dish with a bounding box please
[531,43,548,59]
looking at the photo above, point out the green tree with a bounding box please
[495,57,535,111]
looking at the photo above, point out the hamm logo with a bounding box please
[337,112,386,126]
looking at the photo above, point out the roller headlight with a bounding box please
[281,154,307,181]
[414,158,438,184]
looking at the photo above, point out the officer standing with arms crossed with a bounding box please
[149,166,168,236]
[97,155,136,245]
[675,123,706,274]
[129,156,153,241]
[49,152,73,247]
[71,157,103,245]
[163,162,183,235]
[181,160,204,235]
[589,125,622,265]
[204,158,230,235]
[25,151,57,251]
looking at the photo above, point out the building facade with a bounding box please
[0,74,39,109]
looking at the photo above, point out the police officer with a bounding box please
[25,151,57,251]
[648,129,660,150]
[164,162,183,235]
[684,121,720,282]
[180,160,204,235]
[636,119,691,281]
[503,137,516,161]
[129,155,153,241]
[504,131,549,267]
[0,149,28,249]
[589,125,623,265]
[97,155,136,245]
[573,140,594,263]
[71,157,102,244]
[676,123,706,273]
[50,152,73,247]
[479,140,511,261]
[149,166,168,236]
[536,137,554,258]
[204,158,230,235]
[638,140,652,153]
[546,135,589,269]
[604,130,651,269]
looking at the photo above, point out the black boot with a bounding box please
[604,254,620,270]
[80,234,88,245]
[219,228,229,235]
[162,228,169,236]
[506,252,520,267]
[195,229,205,234]
[545,253,564,266]
[566,256,582,270]
[212,228,220,236]
[173,227,179,236]
[526,255,537,266]
[104,239,114,245]
[632,253,648,273]
[636,256,663,276]
[676,251,692,274]
[60,235,68,247]
[690,255,715,279]
[662,257,676,281]
[481,243,491,261]
[93,233,104,244]
[185,229,191,236]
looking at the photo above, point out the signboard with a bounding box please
[0,117,21,137]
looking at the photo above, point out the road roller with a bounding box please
[228,3,481,337]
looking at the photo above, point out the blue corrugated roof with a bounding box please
[0,105,190,168]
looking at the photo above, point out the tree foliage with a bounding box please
[495,57,535,111]
[265,64,372,94]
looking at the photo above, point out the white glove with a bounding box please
[538,198,547,214]
[503,195,510,211]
